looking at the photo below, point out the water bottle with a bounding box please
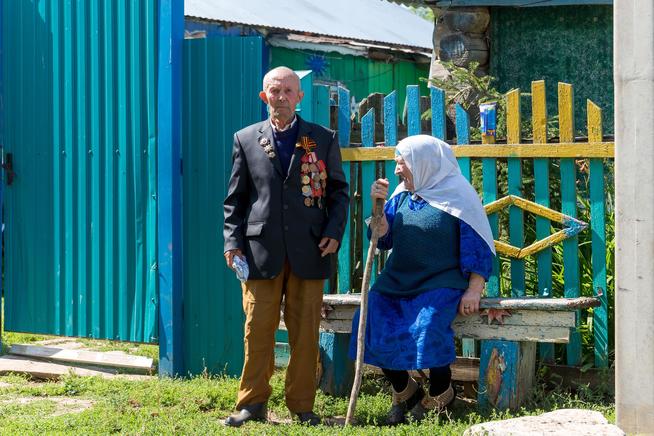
[233,255,249,282]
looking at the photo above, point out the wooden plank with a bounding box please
[340,143,615,161]
[455,104,471,180]
[482,105,500,296]
[431,87,446,140]
[383,91,399,198]
[588,99,608,368]
[406,85,420,136]
[532,80,554,363]
[506,89,525,296]
[322,294,599,310]
[0,355,151,380]
[9,344,153,371]
[452,310,575,328]
[337,86,352,293]
[458,325,570,343]
[558,83,582,366]
[361,109,376,285]
[456,103,474,357]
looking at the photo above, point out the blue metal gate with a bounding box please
[2,0,158,343]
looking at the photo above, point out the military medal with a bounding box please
[297,135,328,209]
[259,137,276,159]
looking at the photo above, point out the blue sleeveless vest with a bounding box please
[371,194,469,296]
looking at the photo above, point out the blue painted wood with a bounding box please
[313,84,330,128]
[478,340,534,410]
[455,104,471,180]
[157,0,185,377]
[337,86,352,294]
[319,332,355,396]
[508,158,525,296]
[455,103,474,357]
[479,340,517,409]
[295,70,313,122]
[534,155,554,362]
[430,87,446,140]
[590,157,608,367]
[384,91,399,194]
[384,91,398,147]
[482,163,500,296]
[561,159,581,365]
[406,85,420,136]
[361,109,376,283]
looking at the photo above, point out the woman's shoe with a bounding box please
[387,377,425,425]
[409,384,455,421]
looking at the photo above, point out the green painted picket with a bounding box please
[335,81,612,371]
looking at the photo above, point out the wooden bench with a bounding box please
[283,294,600,409]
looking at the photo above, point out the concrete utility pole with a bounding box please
[614,1,654,433]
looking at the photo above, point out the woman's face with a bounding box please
[394,156,415,192]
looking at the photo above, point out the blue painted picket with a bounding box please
[337,86,353,294]
[361,109,376,282]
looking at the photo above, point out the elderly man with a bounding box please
[223,66,349,427]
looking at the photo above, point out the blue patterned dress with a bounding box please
[349,194,493,370]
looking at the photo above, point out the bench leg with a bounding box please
[478,340,536,409]
[319,332,355,396]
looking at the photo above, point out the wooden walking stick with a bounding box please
[345,197,385,426]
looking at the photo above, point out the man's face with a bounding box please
[259,72,304,121]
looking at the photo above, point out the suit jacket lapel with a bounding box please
[287,116,312,178]
[257,122,284,178]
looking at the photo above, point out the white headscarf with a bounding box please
[390,135,496,254]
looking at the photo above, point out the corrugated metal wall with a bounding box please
[270,47,430,110]
[2,0,158,342]
[182,36,263,375]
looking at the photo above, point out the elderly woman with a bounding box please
[349,135,496,424]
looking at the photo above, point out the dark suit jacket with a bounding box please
[223,116,349,280]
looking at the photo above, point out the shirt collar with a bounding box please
[270,114,297,133]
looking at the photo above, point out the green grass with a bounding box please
[0,332,614,434]
[0,367,615,435]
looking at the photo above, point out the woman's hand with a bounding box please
[370,179,389,236]
[459,273,485,316]
[371,178,389,201]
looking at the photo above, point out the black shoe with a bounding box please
[224,403,267,427]
[295,411,321,426]
[387,377,425,426]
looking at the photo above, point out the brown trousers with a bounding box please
[236,261,324,413]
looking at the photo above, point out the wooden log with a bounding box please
[441,7,490,34]
[9,344,154,372]
[439,33,488,67]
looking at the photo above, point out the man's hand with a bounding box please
[224,249,244,270]
[319,237,339,257]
